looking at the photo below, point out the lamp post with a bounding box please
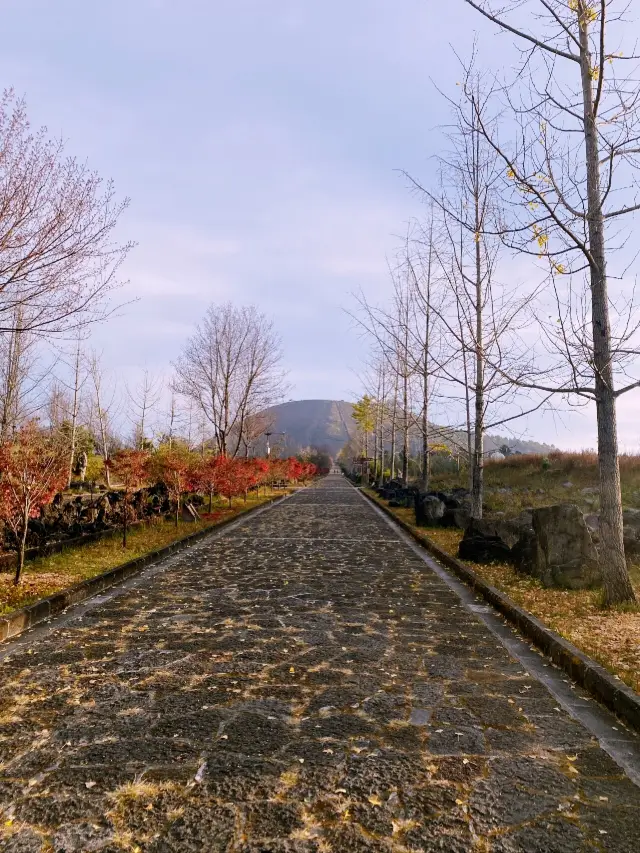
[264,431,286,459]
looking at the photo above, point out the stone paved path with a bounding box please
[1,474,640,852]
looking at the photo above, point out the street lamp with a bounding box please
[264,431,286,458]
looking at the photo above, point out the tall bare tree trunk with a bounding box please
[390,370,398,481]
[66,337,83,489]
[373,377,380,486]
[363,426,369,486]
[421,225,433,491]
[421,379,429,491]
[122,497,128,548]
[470,116,485,520]
[0,310,26,442]
[376,357,387,488]
[578,19,635,605]
[402,379,409,486]
[471,228,484,518]
[15,503,29,585]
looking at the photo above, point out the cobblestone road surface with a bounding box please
[1,475,639,852]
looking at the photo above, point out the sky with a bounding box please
[2,0,640,451]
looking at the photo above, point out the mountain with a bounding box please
[260,400,356,457]
[261,399,555,458]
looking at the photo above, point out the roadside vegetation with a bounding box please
[432,452,640,515]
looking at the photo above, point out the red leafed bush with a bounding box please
[0,422,68,584]
[249,457,270,491]
[106,449,150,546]
[192,454,225,511]
[147,446,196,527]
[214,456,244,504]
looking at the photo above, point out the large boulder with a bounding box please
[415,494,445,526]
[622,508,640,556]
[441,506,471,529]
[458,512,531,563]
[437,488,470,509]
[458,514,531,563]
[513,504,601,589]
[389,488,418,509]
[414,488,471,527]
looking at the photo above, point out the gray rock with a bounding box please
[514,504,602,589]
[623,527,640,556]
[389,488,417,509]
[458,513,532,564]
[414,494,445,526]
[584,513,600,532]
[581,486,599,495]
[621,509,640,555]
[622,507,640,526]
[441,506,471,529]
[2,829,45,853]
[562,481,574,489]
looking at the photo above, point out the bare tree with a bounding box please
[163,388,180,449]
[0,307,53,440]
[47,381,70,432]
[405,214,447,491]
[0,309,35,439]
[351,270,415,487]
[460,0,639,604]
[408,68,551,518]
[127,369,162,449]
[0,90,133,337]
[241,410,275,457]
[54,333,87,488]
[86,350,118,486]
[173,303,287,457]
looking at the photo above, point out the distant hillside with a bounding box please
[429,425,555,457]
[260,400,355,457]
[259,399,554,458]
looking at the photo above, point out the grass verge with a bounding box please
[0,490,288,616]
[365,488,640,694]
[427,450,640,515]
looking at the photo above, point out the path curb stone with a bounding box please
[0,493,288,644]
[362,488,640,733]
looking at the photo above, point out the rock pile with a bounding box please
[456,503,603,589]
[414,489,471,529]
[458,513,531,564]
[2,482,173,556]
[376,479,640,591]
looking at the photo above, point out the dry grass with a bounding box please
[0,490,285,616]
[428,451,640,514]
[366,491,640,694]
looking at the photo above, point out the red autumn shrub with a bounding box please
[106,449,150,546]
[147,446,196,527]
[0,422,68,584]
